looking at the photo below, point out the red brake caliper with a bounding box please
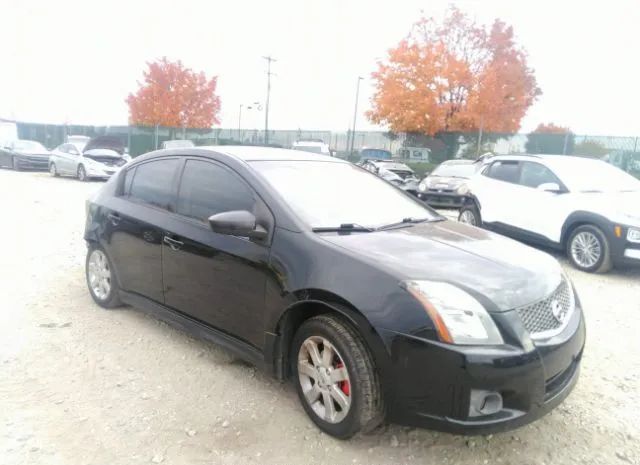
[335,362,350,395]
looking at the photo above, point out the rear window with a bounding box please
[128,159,179,210]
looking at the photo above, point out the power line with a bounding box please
[262,56,276,145]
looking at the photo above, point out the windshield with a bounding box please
[251,161,437,228]
[552,158,640,192]
[431,163,477,178]
[164,140,195,148]
[361,149,392,160]
[13,140,46,152]
[294,145,326,154]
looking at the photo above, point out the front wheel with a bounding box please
[86,246,122,308]
[49,163,59,177]
[567,225,612,273]
[77,164,88,182]
[291,315,384,439]
[458,204,482,227]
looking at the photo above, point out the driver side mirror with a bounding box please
[208,210,267,240]
[538,182,562,193]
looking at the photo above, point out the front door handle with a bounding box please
[107,212,121,225]
[163,235,184,251]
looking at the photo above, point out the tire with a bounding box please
[49,163,59,177]
[85,245,122,308]
[566,225,612,273]
[12,157,22,171]
[458,203,482,227]
[77,164,88,182]
[291,314,384,439]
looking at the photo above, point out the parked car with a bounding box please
[417,160,478,208]
[161,139,195,149]
[359,158,420,195]
[0,139,51,170]
[49,135,130,181]
[84,146,584,438]
[459,154,640,272]
[291,140,333,156]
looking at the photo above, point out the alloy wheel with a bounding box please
[459,209,477,225]
[49,164,57,176]
[87,249,111,300]
[570,231,601,268]
[297,336,352,424]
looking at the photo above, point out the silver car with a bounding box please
[49,136,130,181]
[359,159,420,195]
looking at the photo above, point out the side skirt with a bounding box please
[119,290,268,372]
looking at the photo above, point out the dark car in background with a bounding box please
[84,146,584,439]
[0,139,51,170]
[417,159,478,208]
[359,148,392,160]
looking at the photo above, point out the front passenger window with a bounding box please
[519,162,560,188]
[177,160,255,222]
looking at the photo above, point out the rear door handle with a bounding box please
[163,235,184,251]
[107,212,121,225]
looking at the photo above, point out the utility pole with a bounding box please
[263,56,276,146]
[238,104,243,142]
[349,76,363,156]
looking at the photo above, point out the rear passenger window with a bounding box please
[176,160,255,222]
[129,159,179,209]
[486,161,520,184]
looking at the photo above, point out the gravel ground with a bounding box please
[1,168,639,465]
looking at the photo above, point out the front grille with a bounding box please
[516,278,574,338]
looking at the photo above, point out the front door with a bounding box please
[161,158,272,349]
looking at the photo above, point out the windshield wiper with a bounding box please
[312,223,375,233]
[376,217,438,231]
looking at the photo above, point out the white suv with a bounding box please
[459,155,640,273]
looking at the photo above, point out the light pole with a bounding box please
[349,76,364,156]
[238,104,244,142]
[263,56,276,145]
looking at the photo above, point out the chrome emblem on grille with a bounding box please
[551,299,567,323]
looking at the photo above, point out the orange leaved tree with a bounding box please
[126,57,221,129]
[368,6,540,138]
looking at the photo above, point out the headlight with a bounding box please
[628,228,640,243]
[456,184,470,195]
[418,180,427,192]
[403,280,504,345]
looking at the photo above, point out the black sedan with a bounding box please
[84,147,585,439]
[0,139,51,170]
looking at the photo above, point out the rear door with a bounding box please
[161,158,273,348]
[103,158,181,302]
[472,160,523,225]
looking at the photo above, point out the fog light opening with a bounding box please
[469,390,503,417]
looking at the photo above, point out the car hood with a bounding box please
[426,176,467,188]
[14,150,50,158]
[319,220,563,312]
[577,191,640,223]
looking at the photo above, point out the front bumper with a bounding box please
[608,224,640,267]
[381,303,585,434]
[86,167,119,179]
[418,191,465,208]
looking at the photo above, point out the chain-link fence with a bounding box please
[11,121,640,177]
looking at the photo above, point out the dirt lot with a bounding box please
[1,168,639,465]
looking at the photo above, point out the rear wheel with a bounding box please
[86,245,122,308]
[291,314,384,439]
[458,204,482,227]
[567,225,612,273]
[77,164,88,181]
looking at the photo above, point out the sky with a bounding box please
[2,0,640,135]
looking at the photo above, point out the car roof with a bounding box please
[440,159,475,165]
[144,145,345,163]
[486,154,605,166]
